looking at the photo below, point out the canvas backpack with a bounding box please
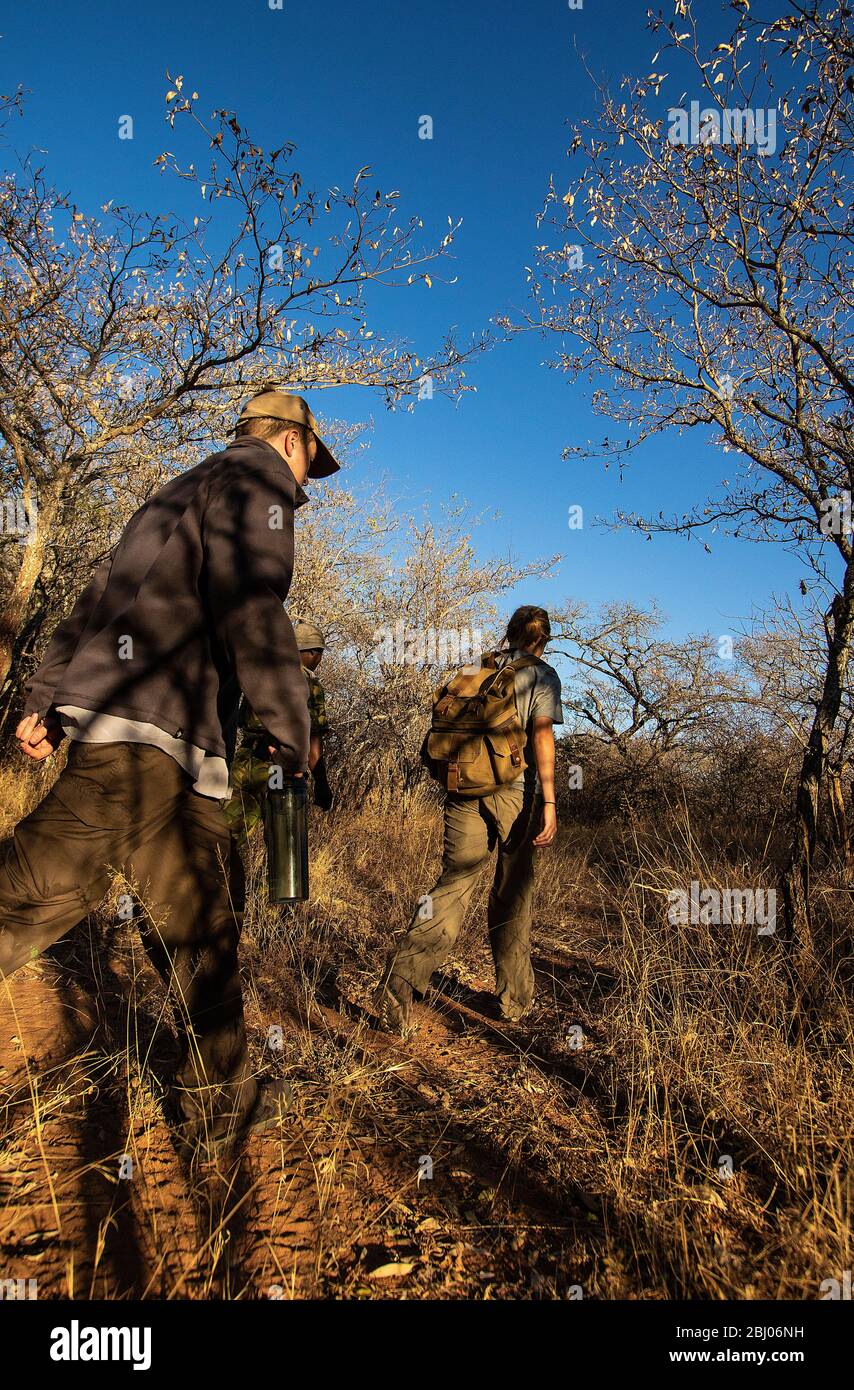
[420,651,537,796]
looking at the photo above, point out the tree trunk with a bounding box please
[0,490,60,673]
[780,571,854,968]
[825,767,850,871]
[0,484,61,701]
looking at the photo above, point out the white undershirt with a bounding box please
[56,705,230,800]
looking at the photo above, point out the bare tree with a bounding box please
[512,1,854,958]
[555,599,747,756]
[741,596,854,864]
[0,76,486,724]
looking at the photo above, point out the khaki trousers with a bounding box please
[391,784,541,1016]
[0,741,256,1144]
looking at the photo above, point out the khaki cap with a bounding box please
[237,391,341,479]
[292,618,326,652]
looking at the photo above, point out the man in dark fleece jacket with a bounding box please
[0,389,340,1163]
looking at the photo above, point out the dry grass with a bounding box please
[0,759,851,1299]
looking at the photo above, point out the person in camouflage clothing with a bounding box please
[224,617,332,844]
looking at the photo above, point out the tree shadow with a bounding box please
[40,919,257,1298]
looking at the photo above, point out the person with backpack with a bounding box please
[378,606,563,1032]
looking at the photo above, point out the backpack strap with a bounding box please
[506,733,523,768]
[478,650,538,698]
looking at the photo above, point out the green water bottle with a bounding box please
[264,775,309,903]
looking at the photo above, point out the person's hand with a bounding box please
[532,801,557,847]
[266,744,305,775]
[16,710,65,761]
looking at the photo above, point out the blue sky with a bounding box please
[1,0,807,646]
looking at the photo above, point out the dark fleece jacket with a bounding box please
[23,436,311,772]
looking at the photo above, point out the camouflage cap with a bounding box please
[237,390,341,479]
[292,618,326,652]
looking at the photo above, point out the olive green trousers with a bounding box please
[390,785,541,1017]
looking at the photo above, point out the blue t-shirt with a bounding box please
[494,649,564,788]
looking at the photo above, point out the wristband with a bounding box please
[543,800,556,805]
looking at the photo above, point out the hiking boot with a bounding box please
[178,1078,294,1166]
[376,974,414,1034]
[499,1000,531,1024]
[240,1077,294,1140]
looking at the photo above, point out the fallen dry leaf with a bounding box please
[368,1261,415,1279]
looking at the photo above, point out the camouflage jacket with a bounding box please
[223,665,328,842]
[304,667,329,736]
